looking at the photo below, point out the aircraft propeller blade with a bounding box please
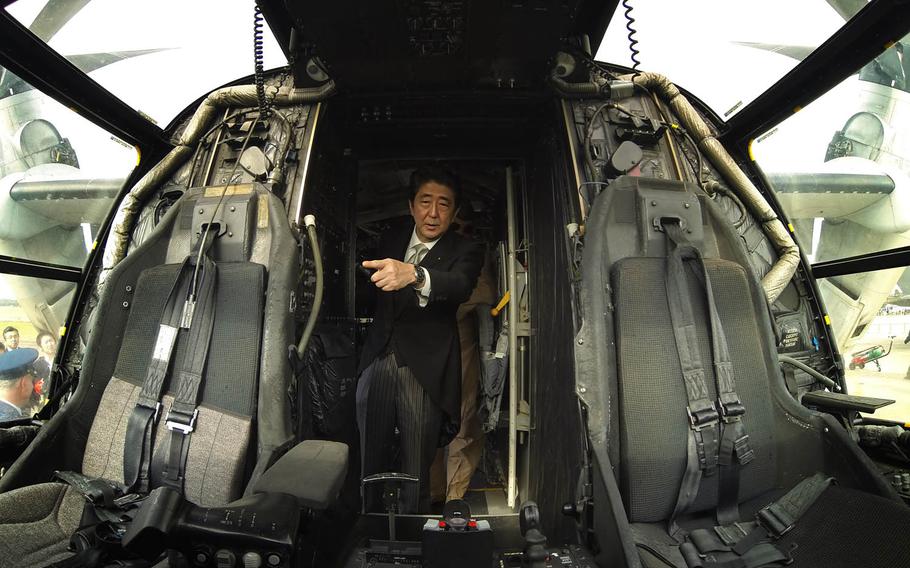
[732,42,815,62]
[825,0,867,22]
[27,0,92,42]
[0,48,171,98]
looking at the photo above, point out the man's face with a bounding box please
[39,335,56,355]
[4,331,18,349]
[409,181,456,243]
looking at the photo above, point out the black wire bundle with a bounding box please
[253,5,270,119]
[622,0,641,73]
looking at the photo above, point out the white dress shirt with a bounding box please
[406,228,439,307]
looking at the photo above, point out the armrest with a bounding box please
[252,440,348,509]
[802,391,895,414]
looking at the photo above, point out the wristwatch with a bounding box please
[412,264,426,288]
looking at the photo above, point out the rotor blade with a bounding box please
[732,41,816,62]
[825,0,867,21]
[65,48,171,74]
[28,0,92,42]
[0,48,171,98]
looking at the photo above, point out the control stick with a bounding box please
[520,501,548,568]
[361,472,419,541]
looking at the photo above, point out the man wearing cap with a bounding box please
[0,348,40,421]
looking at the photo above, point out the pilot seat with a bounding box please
[576,176,910,568]
[0,184,347,567]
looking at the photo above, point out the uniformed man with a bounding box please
[0,348,41,422]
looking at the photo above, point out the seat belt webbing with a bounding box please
[122,257,193,493]
[679,474,833,568]
[663,222,753,535]
[157,251,218,492]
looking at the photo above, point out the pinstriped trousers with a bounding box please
[356,351,443,513]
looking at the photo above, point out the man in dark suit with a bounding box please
[357,166,483,513]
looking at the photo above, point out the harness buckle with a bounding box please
[687,403,719,431]
[757,504,795,538]
[718,398,746,422]
[165,408,198,435]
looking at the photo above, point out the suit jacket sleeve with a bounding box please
[425,239,484,305]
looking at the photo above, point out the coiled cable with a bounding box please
[254,5,270,118]
[622,0,641,73]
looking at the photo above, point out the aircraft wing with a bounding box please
[766,172,894,219]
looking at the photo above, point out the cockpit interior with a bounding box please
[0,1,909,567]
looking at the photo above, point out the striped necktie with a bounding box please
[406,242,428,265]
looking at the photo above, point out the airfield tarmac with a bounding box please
[843,315,910,423]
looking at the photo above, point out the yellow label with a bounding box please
[92,240,97,250]
[204,184,253,198]
[788,223,795,233]
[824,315,831,326]
[134,146,141,166]
[58,326,66,337]
[747,139,756,161]
[793,106,802,114]
[257,194,269,229]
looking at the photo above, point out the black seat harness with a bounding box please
[660,220,833,567]
[680,473,833,568]
[48,231,220,567]
[663,221,754,538]
[124,232,218,494]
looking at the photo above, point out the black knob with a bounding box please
[562,502,579,518]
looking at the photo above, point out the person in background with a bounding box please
[431,208,496,504]
[0,348,41,422]
[33,331,57,383]
[3,327,19,350]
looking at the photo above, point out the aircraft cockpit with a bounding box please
[0,1,909,567]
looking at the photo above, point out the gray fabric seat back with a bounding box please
[612,256,778,522]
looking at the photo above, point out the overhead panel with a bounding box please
[284,0,582,90]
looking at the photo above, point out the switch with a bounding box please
[215,549,236,568]
[242,552,262,568]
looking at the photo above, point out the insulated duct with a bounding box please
[100,81,336,285]
[629,72,800,303]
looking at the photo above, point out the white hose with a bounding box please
[296,215,323,356]
[630,72,800,303]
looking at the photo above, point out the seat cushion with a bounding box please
[0,483,83,567]
[782,485,910,567]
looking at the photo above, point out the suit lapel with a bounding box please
[420,230,457,269]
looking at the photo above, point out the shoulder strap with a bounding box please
[122,256,193,493]
[156,249,219,492]
[663,221,754,535]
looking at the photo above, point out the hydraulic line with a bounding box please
[779,355,840,392]
[296,215,323,357]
